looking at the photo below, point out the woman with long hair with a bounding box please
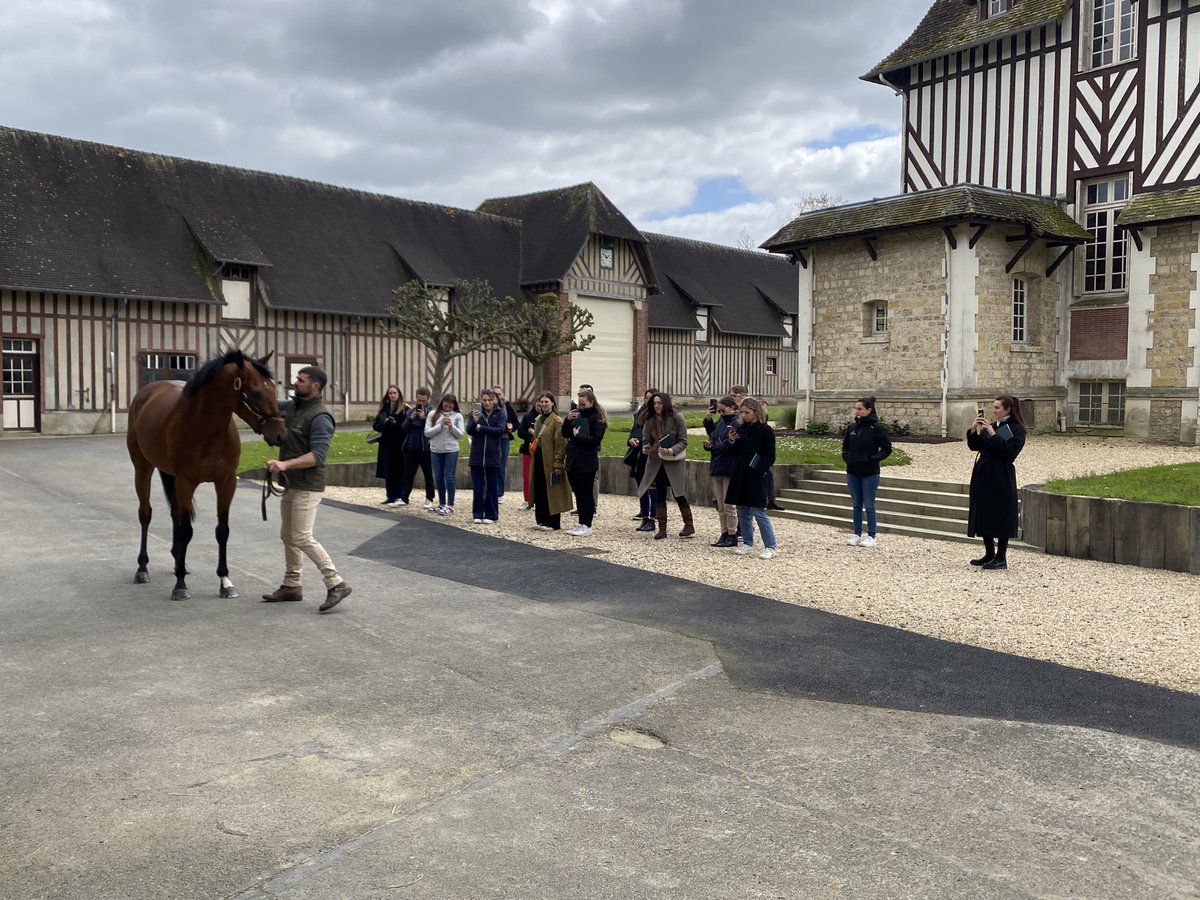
[627,389,657,531]
[841,396,892,548]
[966,395,1027,569]
[423,392,465,515]
[704,395,741,547]
[636,391,695,539]
[562,388,608,537]
[372,385,406,505]
[529,392,573,530]
[466,388,507,524]
[727,397,778,558]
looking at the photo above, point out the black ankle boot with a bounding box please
[970,554,995,566]
[982,557,1007,570]
[636,518,655,532]
[710,533,728,547]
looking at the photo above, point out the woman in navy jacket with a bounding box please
[373,385,406,505]
[466,388,508,523]
[704,396,741,547]
[562,389,608,537]
[841,396,893,548]
[726,397,778,558]
[966,395,1027,569]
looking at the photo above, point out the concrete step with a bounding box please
[766,507,978,545]
[772,497,969,534]
[803,468,972,496]
[783,480,971,510]
[775,491,969,524]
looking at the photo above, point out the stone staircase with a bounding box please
[772,468,977,544]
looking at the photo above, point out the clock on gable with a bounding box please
[599,245,614,269]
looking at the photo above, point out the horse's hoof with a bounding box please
[171,588,190,601]
[134,571,150,584]
[220,586,239,599]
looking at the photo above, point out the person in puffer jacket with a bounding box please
[466,388,507,523]
[841,396,893,548]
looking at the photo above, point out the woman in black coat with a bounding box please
[372,385,406,505]
[726,397,778,558]
[627,389,656,532]
[562,388,608,537]
[966,395,1027,569]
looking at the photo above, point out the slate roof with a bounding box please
[645,233,796,338]
[477,183,654,288]
[760,183,1090,253]
[0,126,521,314]
[863,0,1070,83]
[1117,186,1200,228]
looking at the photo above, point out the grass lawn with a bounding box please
[1043,462,1200,506]
[238,416,911,473]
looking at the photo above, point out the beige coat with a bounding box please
[533,412,574,514]
[637,411,689,499]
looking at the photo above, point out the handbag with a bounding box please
[529,438,539,455]
[622,445,639,467]
[367,432,381,445]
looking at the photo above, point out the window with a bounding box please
[138,352,197,388]
[1078,380,1126,425]
[1081,175,1129,293]
[1087,0,1137,69]
[984,0,1011,19]
[1011,278,1027,343]
[873,301,888,334]
[2,340,37,396]
[765,356,778,376]
[695,307,709,343]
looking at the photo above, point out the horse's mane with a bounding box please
[182,350,275,396]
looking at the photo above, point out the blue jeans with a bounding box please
[638,486,657,518]
[471,465,501,520]
[498,438,511,496]
[737,506,776,549]
[431,451,458,508]
[846,472,881,537]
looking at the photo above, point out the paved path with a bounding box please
[0,435,1197,899]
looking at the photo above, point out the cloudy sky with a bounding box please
[2,0,931,247]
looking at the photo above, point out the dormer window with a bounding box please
[1085,0,1137,70]
[982,0,1012,19]
[220,263,254,320]
[695,307,710,343]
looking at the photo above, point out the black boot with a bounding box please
[636,518,655,532]
[981,557,1008,569]
[710,533,726,547]
[971,538,996,567]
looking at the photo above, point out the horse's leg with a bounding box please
[215,475,239,599]
[170,479,197,601]
[132,456,154,584]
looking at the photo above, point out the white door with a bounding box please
[572,295,634,410]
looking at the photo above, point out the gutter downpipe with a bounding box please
[109,298,128,433]
[942,236,951,438]
[341,317,359,422]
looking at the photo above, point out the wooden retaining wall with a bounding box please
[1021,485,1200,574]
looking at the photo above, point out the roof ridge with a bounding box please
[644,230,778,258]
[0,124,500,221]
[480,182,597,206]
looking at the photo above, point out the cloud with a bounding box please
[0,0,933,246]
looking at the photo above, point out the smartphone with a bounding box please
[709,398,717,409]
[977,408,985,418]
[474,404,482,416]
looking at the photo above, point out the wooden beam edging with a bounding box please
[1021,484,1200,575]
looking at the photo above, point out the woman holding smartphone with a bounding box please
[562,389,608,537]
[966,396,1027,569]
[423,393,465,515]
[529,392,573,530]
[727,397,778,558]
[841,396,892,548]
[466,388,507,523]
[372,385,406,505]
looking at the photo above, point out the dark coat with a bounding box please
[372,403,406,479]
[726,420,776,508]
[400,405,431,451]
[499,400,519,444]
[466,406,507,467]
[517,408,538,455]
[966,418,1026,538]
[626,419,649,482]
[707,413,739,478]
[562,405,607,474]
[841,412,893,477]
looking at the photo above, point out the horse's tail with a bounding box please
[158,472,197,522]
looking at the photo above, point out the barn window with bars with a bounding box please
[138,352,197,388]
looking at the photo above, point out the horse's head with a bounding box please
[233,352,286,446]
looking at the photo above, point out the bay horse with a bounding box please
[127,350,286,601]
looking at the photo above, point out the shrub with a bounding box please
[775,405,797,430]
[806,420,830,435]
[883,419,911,436]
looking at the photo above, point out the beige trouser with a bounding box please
[280,489,341,590]
[710,476,738,534]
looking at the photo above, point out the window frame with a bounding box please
[1011,277,1028,343]
[765,356,778,376]
[1079,174,1130,296]
[1084,0,1138,71]
[137,351,198,389]
[983,0,1012,20]
[1076,380,1126,426]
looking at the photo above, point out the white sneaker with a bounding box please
[423,500,436,510]
[393,499,408,507]
[847,534,861,546]
[473,518,483,524]
[440,506,453,516]
[860,536,877,548]
[482,518,497,524]
[736,545,754,555]
[569,525,592,536]
[759,548,777,560]
[518,501,531,510]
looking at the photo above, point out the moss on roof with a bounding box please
[863,0,1070,81]
[760,184,1089,252]
[1117,186,1200,227]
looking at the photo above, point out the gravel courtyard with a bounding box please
[325,434,1200,695]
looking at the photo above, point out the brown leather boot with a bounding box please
[678,500,695,538]
[262,585,303,602]
[654,503,669,540]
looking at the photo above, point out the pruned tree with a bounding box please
[793,191,845,215]
[386,278,512,399]
[502,292,595,395]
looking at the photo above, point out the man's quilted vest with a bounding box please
[281,396,333,492]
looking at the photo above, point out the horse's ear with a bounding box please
[259,351,274,365]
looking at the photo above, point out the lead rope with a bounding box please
[261,469,287,521]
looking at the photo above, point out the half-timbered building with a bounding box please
[0,129,799,434]
[765,0,1200,442]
